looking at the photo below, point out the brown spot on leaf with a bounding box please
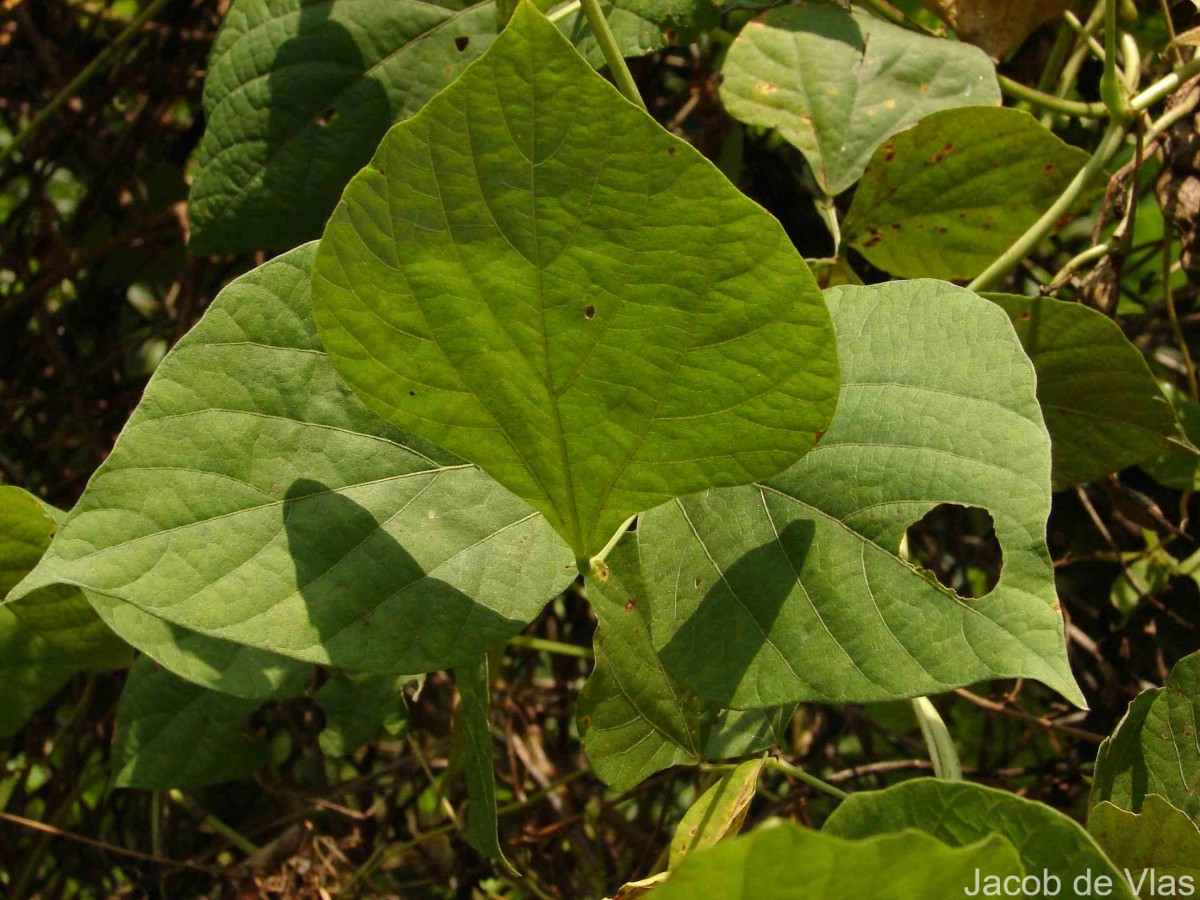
[1043,163,1056,174]
[667,145,677,155]
[884,143,896,163]
[581,715,591,727]
[1019,312,1031,322]
[624,598,636,613]
[814,429,826,443]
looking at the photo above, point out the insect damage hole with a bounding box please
[903,504,1002,599]
[454,36,470,51]
[315,107,337,127]
[584,304,596,320]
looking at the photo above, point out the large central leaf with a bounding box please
[312,3,839,559]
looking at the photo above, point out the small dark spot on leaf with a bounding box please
[597,564,609,581]
[883,143,896,163]
[1043,163,1055,174]
[409,390,415,397]
[890,223,901,230]
[443,65,453,75]
[584,304,596,320]
[814,429,825,443]
[667,144,677,155]
[455,36,470,51]
[624,598,636,613]
[936,227,947,234]
[1019,312,1030,322]
[689,826,698,836]
[378,167,386,176]
[992,160,1002,169]
[581,715,591,727]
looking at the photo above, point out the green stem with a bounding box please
[911,697,962,781]
[998,75,1108,119]
[767,757,850,801]
[168,790,259,857]
[506,634,594,658]
[1047,241,1111,291]
[545,0,582,24]
[579,0,647,111]
[0,0,170,169]
[1101,0,1120,105]
[967,121,1128,292]
[1131,56,1200,112]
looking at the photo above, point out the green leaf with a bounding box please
[825,779,1135,900]
[843,108,1089,280]
[12,244,575,676]
[653,820,1023,900]
[456,654,516,873]
[578,548,709,790]
[987,294,1181,489]
[112,656,267,789]
[1091,652,1200,821]
[189,0,681,253]
[0,486,128,668]
[317,672,412,756]
[670,756,763,868]
[719,4,999,195]
[634,280,1081,708]
[311,3,838,560]
[1089,796,1200,890]
[0,605,77,738]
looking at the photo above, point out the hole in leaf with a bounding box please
[455,36,470,51]
[584,304,596,320]
[904,504,1002,599]
[315,107,337,127]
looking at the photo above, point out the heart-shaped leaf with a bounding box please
[719,3,999,195]
[12,244,575,676]
[654,820,1023,900]
[987,294,1182,489]
[843,108,1089,280]
[189,0,685,253]
[312,3,838,560]
[631,279,1082,708]
[825,779,1135,900]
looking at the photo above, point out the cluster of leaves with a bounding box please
[6,0,1200,896]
